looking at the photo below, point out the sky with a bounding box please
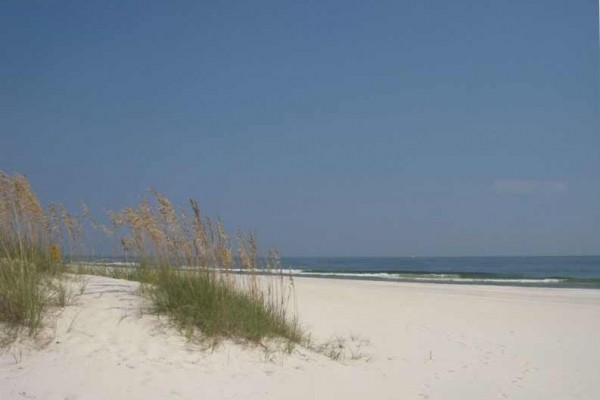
[1,0,599,257]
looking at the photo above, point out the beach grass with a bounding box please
[70,263,303,345]
[96,191,303,345]
[0,171,303,346]
[0,172,67,335]
[148,267,302,343]
[0,260,48,334]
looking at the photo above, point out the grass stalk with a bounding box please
[1,171,303,349]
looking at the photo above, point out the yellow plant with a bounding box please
[50,245,61,262]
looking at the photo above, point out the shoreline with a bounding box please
[2,274,599,399]
[70,261,600,290]
[280,271,600,290]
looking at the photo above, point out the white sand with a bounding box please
[1,274,599,399]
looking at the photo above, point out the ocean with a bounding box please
[79,255,600,289]
[279,256,600,289]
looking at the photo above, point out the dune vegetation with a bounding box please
[0,173,71,335]
[0,171,302,346]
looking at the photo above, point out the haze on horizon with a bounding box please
[1,1,598,257]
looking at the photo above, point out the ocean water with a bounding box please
[279,256,600,289]
[79,256,600,289]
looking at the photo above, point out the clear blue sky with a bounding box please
[1,1,598,256]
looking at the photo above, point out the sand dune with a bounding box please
[1,274,599,399]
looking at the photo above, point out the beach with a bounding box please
[1,274,599,399]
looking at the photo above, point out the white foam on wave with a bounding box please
[73,261,139,267]
[223,268,305,275]
[287,270,564,284]
[71,262,566,285]
[435,277,563,284]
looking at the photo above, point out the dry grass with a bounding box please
[1,172,370,361]
[0,172,69,335]
[105,191,302,345]
[1,171,302,348]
